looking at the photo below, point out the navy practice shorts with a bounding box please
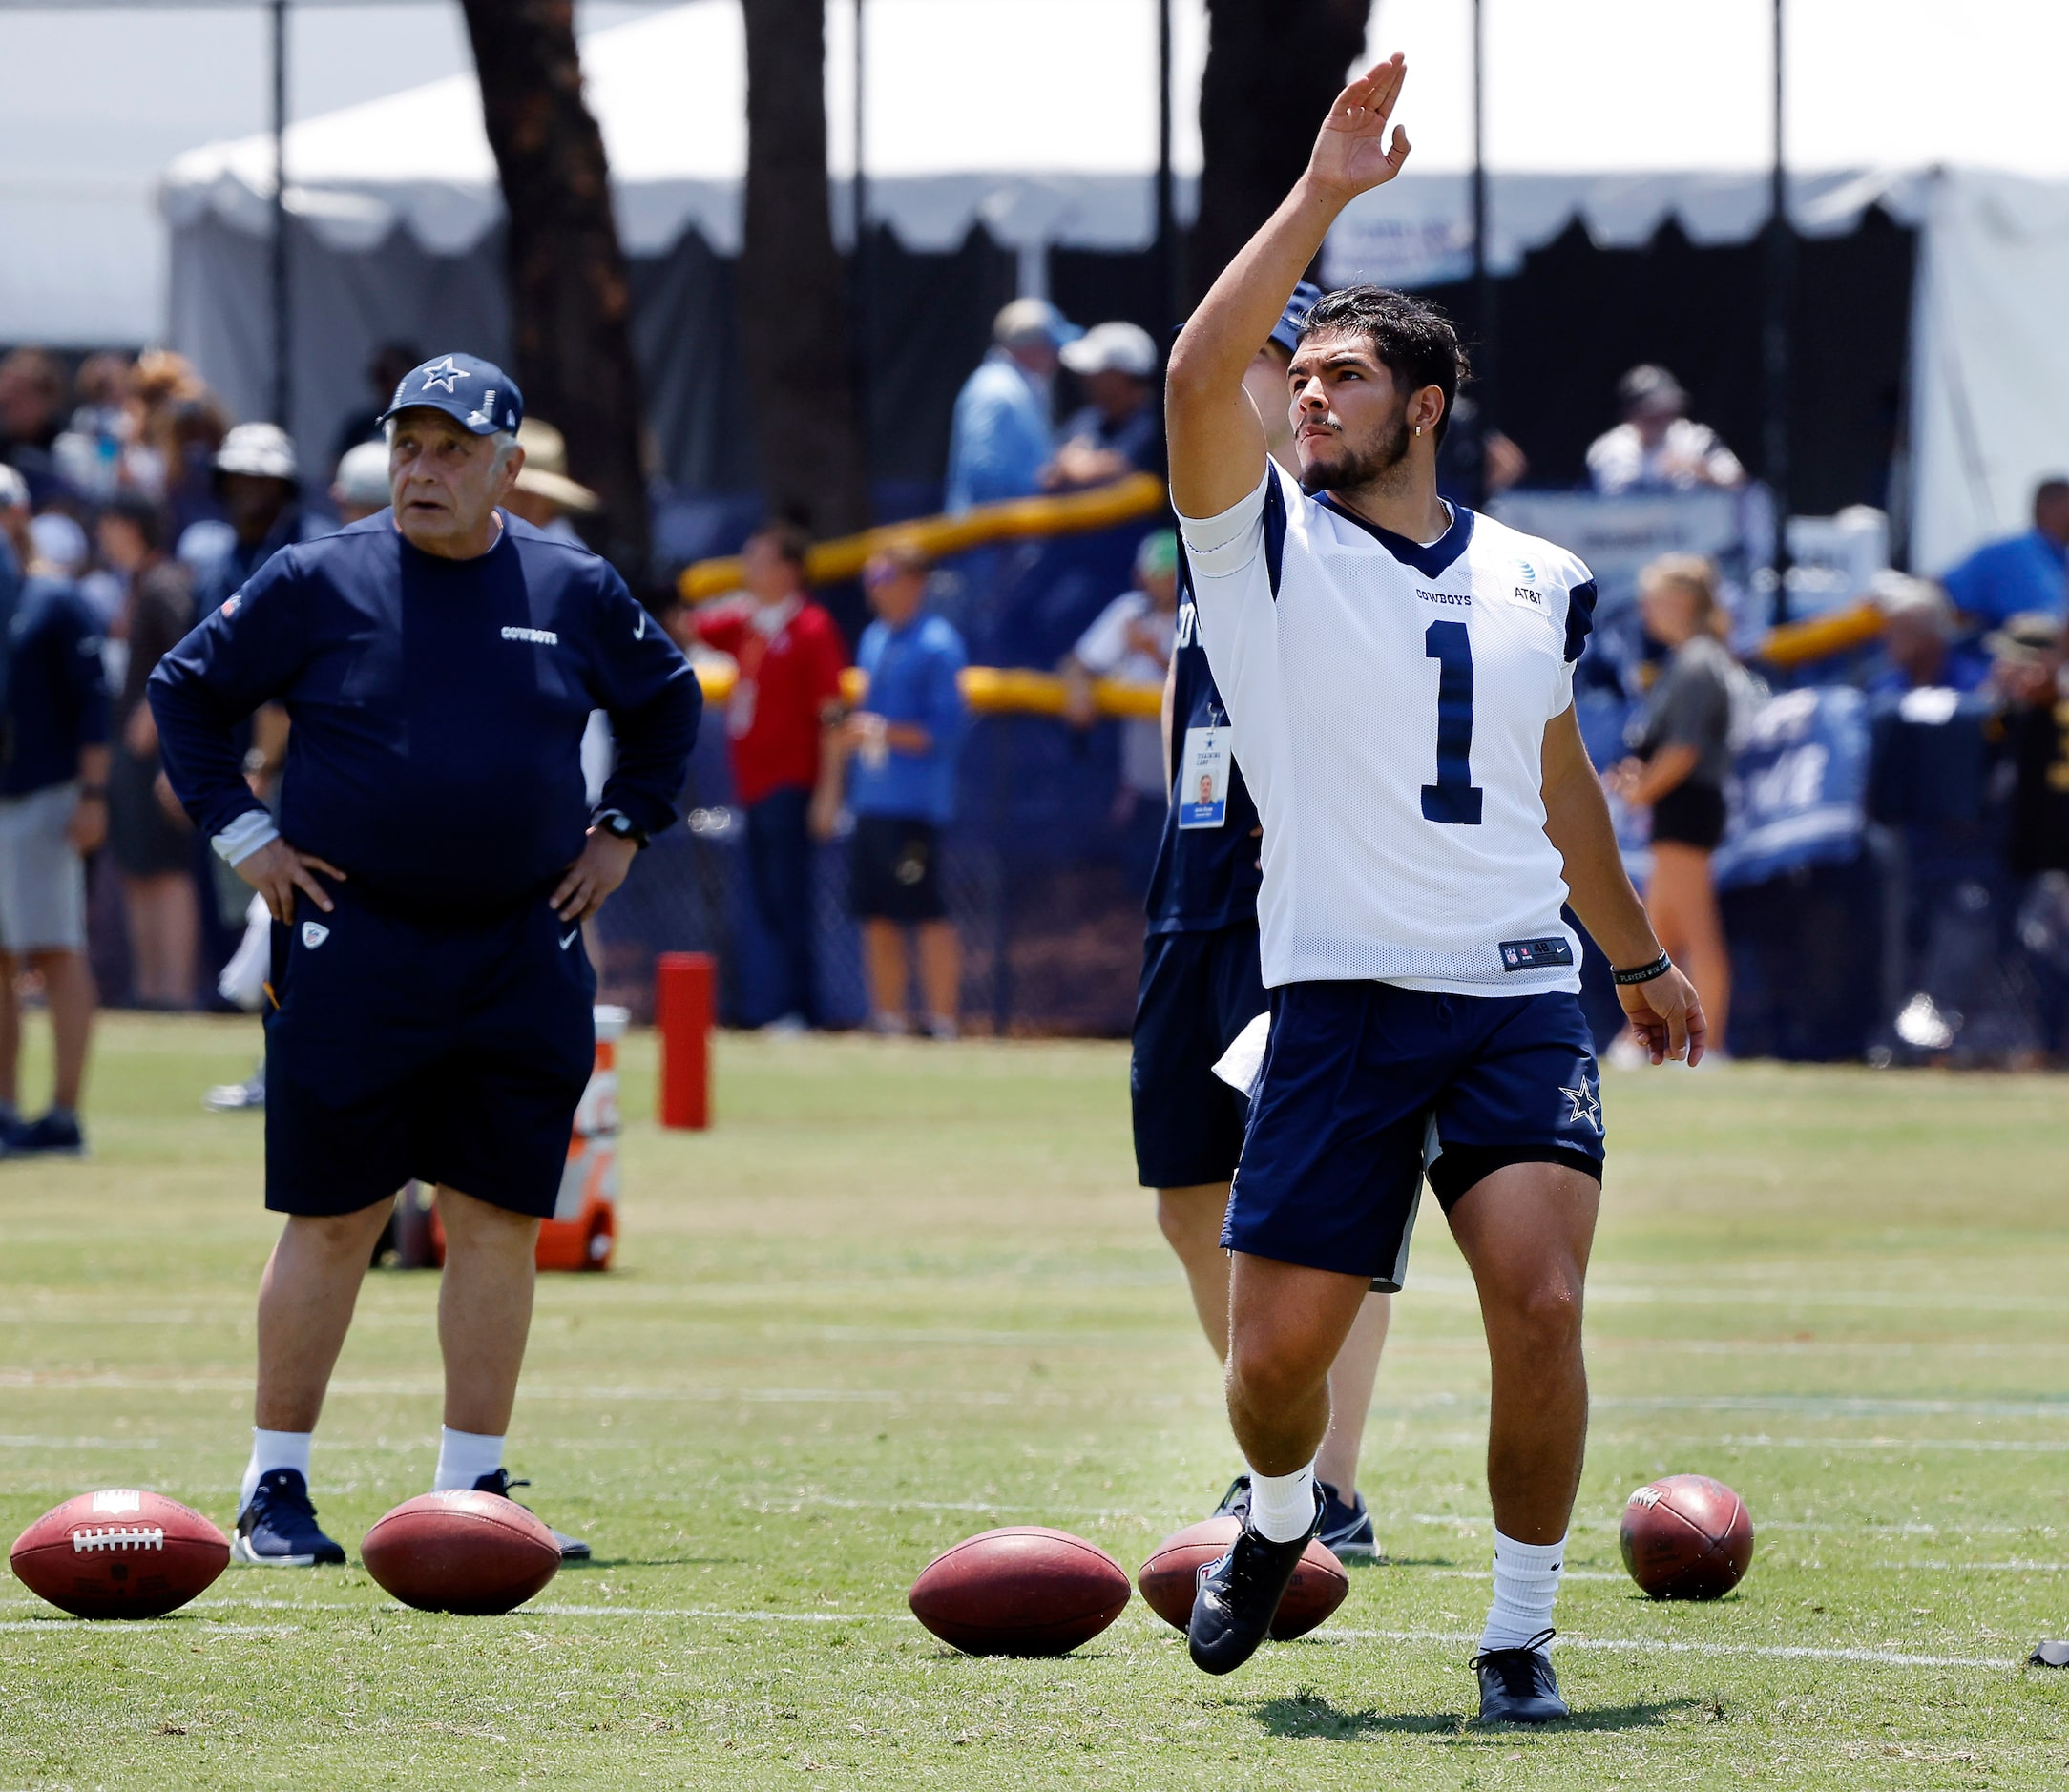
[1225,981,1604,1290]
[262,886,596,1219]
[849,814,947,923]
[1131,923,1268,1189]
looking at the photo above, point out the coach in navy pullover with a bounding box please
[143,353,700,1571]
[150,508,699,916]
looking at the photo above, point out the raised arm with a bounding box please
[1164,54,1411,519]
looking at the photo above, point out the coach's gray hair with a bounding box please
[383,418,520,475]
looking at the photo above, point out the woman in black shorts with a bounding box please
[1610,553,1737,1051]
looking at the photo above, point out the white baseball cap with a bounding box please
[1060,321,1158,380]
[0,464,28,511]
[993,298,1080,348]
[332,439,391,510]
[215,421,300,482]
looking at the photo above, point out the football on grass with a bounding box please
[1620,1473,1755,1600]
[1137,1516,1349,1640]
[908,1526,1131,1656]
[10,1489,229,1619]
[361,1490,561,1615]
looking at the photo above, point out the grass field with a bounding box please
[5,1015,2069,1788]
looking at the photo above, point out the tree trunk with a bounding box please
[458,0,652,584]
[1191,0,1372,301]
[738,0,871,541]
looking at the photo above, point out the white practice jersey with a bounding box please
[1181,461,1598,996]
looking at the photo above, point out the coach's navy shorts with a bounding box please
[1131,923,1268,1188]
[262,886,596,1219]
[1224,981,1604,1289]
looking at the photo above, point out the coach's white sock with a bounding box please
[1479,1529,1566,1655]
[240,1428,312,1511]
[1246,1463,1318,1543]
[433,1427,506,1492]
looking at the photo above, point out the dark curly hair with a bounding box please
[1297,286,1470,446]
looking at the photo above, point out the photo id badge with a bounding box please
[1178,725,1231,829]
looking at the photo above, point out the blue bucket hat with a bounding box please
[377,352,524,437]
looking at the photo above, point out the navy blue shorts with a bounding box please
[1225,982,1604,1289]
[262,886,596,1219]
[1131,924,1268,1189]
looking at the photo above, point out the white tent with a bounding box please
[160,0,2069,569]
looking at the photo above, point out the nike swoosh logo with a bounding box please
[560,930,577,950]
[635,611,646,639]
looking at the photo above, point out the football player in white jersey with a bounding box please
[1163,53,1704,1720]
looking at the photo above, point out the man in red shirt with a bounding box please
[694,522,847,1028]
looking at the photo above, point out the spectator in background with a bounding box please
[818,543,969,1039]
[127,351,229,532]
[329,440,391,524]
[98,493,198,1009]
[1868,573,1987,696]
[1607,553,1738,1053]
[945,300,1077,513]
[0,467,109,1156]
[1063,530,1181,839]
[505,420,601,544]
[1990,613,2069,882]
[1587,365,1745,496]
[197,424,305,610]
[1940,478,2069,630]
[693,522,848,1031]
[1047,323,1164,490]
[328,341,424,471]
[0,348,69,502]
[52,351,134,501]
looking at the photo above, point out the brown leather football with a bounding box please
[908,1526,1131,1656]
[1137,1515,1349,1640]
[361,1490,561,1615]
[10,1488,229,1619]
[1620,1473,1755,1600]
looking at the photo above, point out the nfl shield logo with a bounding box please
[301,921,330,949]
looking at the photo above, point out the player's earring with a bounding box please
[1414,424,1423,436]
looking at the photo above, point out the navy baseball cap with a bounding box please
[1269,281,1326,356]
[377,352,524,436]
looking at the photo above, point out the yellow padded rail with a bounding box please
[677,473,1168,603]
[1754,599,1887,669]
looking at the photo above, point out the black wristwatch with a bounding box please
[594,808,648,849]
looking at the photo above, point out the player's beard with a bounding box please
[1299,409,1413,497]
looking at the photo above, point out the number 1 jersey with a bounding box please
[1180,460,1597,996]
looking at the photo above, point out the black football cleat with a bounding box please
[1187,1489,1324,1675]
[2029,1639,2069,1667]
[1318,1480,1379,1559]
[1209,1473,1251,1520]
[1472,1628,1569,1723]
[473,1469,591,1561]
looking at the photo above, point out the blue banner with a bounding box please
[1714,686,1872,890]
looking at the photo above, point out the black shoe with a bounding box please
[1472,1628,1569,1722]
[1187,1489,1324,1676]
[231,1469,346,1567]
[7,1110,86,1157]
[473,1469,590,1561]
[2031,1640,2069,1667]
[1318,1480,1379,1559]
[1209,1474,1250,1520]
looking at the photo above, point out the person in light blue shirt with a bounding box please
[1940,479,2069,629]
[819,543,970,1036]
[943,299,1078,513]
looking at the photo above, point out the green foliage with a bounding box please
[2,1017,2066,1787]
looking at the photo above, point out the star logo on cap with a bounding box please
[418,356,468,395]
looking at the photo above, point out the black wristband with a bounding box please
[1613,950,1673,987]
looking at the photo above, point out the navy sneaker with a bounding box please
[1209,1474,1250,1520]
[8,1110,86,1157]
[1318,1480,1379,1559]
[473,1469,590,1561]
[232,1469,346,1567]
[1187,1488,1325,1676]
[1472,1628,1569,1723]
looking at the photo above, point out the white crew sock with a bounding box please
[1479,1528,1566,1655]
[240,1428,313,1510]
[1246,1463,1317,1543]
[433,1427,506,1492]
